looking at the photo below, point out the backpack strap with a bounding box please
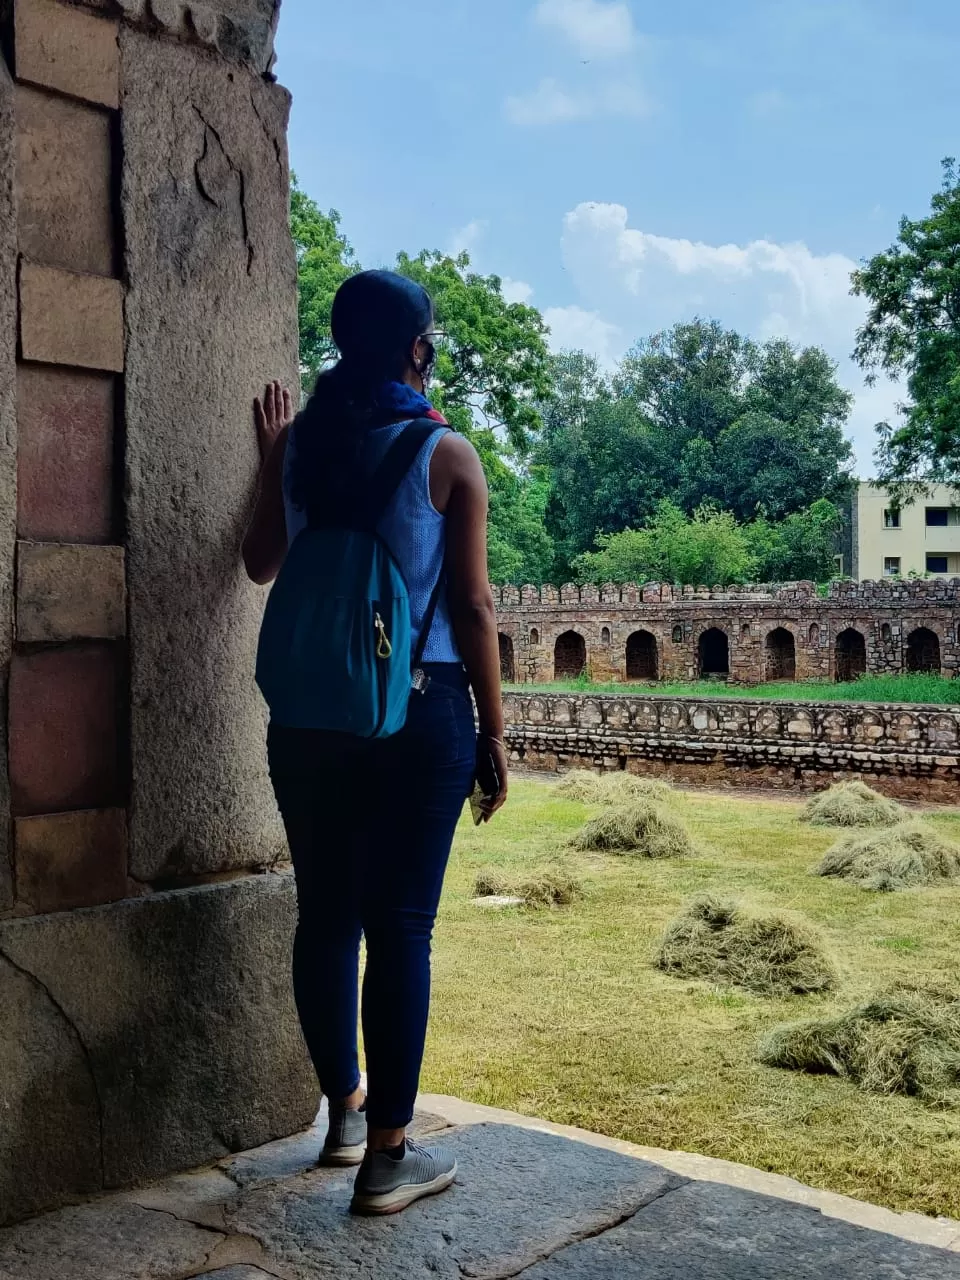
[359,418,441,531]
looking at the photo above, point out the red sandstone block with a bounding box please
[13,0,120,109]
[8,643,123,815]
[19,263,124,373]
[14,807,127,913]
[17,364,115,542]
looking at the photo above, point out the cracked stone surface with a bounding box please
[1,1109,958,1279]
[120,25,298,884]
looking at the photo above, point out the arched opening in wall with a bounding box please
[554,630,586,680]
[881,622,892,644]
[906,627,940,674]
[741,622,751,639]
[835,628,866,683]
[698,628,730,679]
[530,627,540,645]
[498,634,516,682]
[601,626,611,645]
[672,624,683,644]
[626,630,658,681]
[765,628,796,681]
[809,623,820,646]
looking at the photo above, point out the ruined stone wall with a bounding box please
[494,580,960,685]
[0,0,315,1225]
[503,691,960,802]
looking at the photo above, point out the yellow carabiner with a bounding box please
[374,612,393,660]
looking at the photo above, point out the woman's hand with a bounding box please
[478,735,509,822]
[254,380,295,463]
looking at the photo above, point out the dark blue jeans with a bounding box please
[267,665,476,1130]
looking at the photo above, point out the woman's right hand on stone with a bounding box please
[254,380,294,463]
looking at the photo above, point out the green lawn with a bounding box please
[422,778,960,1218]
[506,672,960,705]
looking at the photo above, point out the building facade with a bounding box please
[854,481,960,580]
[494,579,960,686]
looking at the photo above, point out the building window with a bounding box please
[672,625,683,644]
[927,555,949,574]
[741,622,751,638]
[881,622,892,643]
[926,507,949,527]
[530,628,540,645]
[883,556,901,576]
[601,626,611,645]
[883,508,901,529]
[833,555,844,576]
[809,623,820,646]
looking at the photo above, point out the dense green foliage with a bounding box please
[853,159,960,496]
[290,180,854,585]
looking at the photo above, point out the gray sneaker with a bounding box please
[350,1139,458,1216]
[320,1103,367,1167]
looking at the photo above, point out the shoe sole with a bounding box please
[320,1141,367,1168]
[350,1161,458,1216]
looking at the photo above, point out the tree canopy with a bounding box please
[289,178,855,587]
[853,158,960,496]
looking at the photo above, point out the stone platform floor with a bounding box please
[2,1094,959,1279]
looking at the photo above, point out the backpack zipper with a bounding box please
[373,610,391,736]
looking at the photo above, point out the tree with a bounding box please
[573,502,759,586]
[290,176,359,389]
[853,159,960,494]
[572,499,843,586]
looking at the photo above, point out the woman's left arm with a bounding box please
[242,381,295,585]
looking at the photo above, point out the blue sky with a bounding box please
[275,0,960,474]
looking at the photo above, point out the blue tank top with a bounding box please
[282,420,462,664]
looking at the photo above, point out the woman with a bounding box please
[243,269,508,1216]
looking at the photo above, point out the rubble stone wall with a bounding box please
[503,691,960,801]
[494,580,960,685]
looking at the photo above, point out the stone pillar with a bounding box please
[0,0,314,1226]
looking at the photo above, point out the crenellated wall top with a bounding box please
[494,579,960,608]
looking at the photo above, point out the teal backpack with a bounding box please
[255,420,443,737]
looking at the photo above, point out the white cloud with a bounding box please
[502,277,535,305]
[534,0,636,58]
[543,304,623,367]
[448,219,487,257]
[555,201,900,473]
[504,76,651,126]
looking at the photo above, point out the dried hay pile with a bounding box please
[472,865,583,908]
[656,896,837,996]
[758,985,960,1105]
[557,770,674,805]
[802,781,906,829]
[572,801,693,859]
[816,822,960,891]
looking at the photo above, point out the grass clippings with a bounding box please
[817,822,960,891]
[656,895,837,997]
[557,770,674,805]
[472,865,583,908]
[802,780,906,829]
[759,986,960,1106]
[573,801,693,859]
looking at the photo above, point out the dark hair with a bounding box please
[290,271,433,518]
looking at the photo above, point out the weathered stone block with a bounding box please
[19,263,124,372]
[16,541,126,641]
[12,0,120,108]
[14,807,127,913]
[16,365,115,542]
[0,873,316,1223]
[8,643,122,815]
[16,84,114,276]
[121,31,297,879]
[0,57,17,912]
